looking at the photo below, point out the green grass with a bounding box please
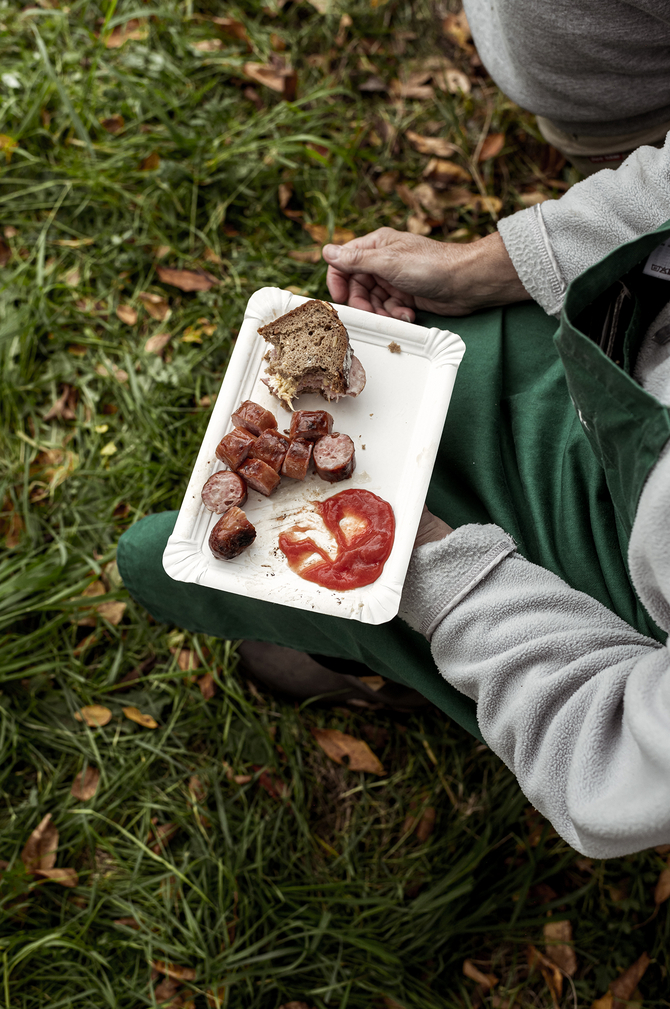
[0,0,668,1006]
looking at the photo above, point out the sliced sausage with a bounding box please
[313,433,356,483]
[237,457,282,496]
[209,507,256,560]
[281,438,313,480]
[345,355,366,397]
[248,428,290,473]
[215,427,256,470]
[289,410,333,442]
[201,471,247,514]
[231,400,277,437]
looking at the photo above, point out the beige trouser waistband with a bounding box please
[536,114,670,157]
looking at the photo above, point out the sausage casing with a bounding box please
[215,427,256,471]
[209,507,256,559]
[313,433,356,483]
[231,400,277,437]
[201,471,247,514]
[281,439,313,480]
[289,410,334,442]
[237,457,282,496]
[248,429,290,473]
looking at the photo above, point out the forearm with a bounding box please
[400,525,670,857]
[437,232,532,313]
[498,133,670,316]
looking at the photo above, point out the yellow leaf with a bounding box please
[100,441,117,457]
[74,705,113,727]
[0,134,18,164]
[123,706,158,729]
[311,727,385,774]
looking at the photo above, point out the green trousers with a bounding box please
[119,290,664,740]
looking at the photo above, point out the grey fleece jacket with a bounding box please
[399,305,670,857]
[463,0,670,136]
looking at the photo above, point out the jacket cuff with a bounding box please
[399,524,517,639]
[498,203,567,317]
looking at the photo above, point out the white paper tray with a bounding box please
[163,287,465,625]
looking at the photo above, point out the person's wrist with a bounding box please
[440,232,531,311]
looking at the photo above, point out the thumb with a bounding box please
[322,242,384,274]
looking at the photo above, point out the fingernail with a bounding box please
[400,313,412,323]
[322,244,340,261]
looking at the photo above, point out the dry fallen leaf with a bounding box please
[64,267,81,288]
[243,59,297,101]
[478,132,505,161]
[44,384,77,422]
[113,916,141,929]
[442,8,472,49]
[3,507,23,549]
[609,952,651,1008]
[389,75,434,101]
[406,129,459,158]
[100,114,124,134]
[21,813,58,872]
[123,706,158,729]
[527,946,562,1007]
[253,765,288,800]
[0,238,11,267]
[71,766,101,801]
[139,151,160,171]
[157,266,218,292]
[152,961,197,982]
[74,705,113,728]
[116,304,138,325]
[422,157,471,188]
[278,1003,313,1009]
[543,920,578,977]
[4,225,17,238]
[654,863,670,904]
[303,223,355,245]
[211,15,249,43]
[171,647,200,673]
[0,134,18,164]
[519,190,550,207]
[103,18,148,48]
[95,364,129,382]
[145,333,172,355]
[288,247,322,264]
[148,822,179,854]
[462,959,498,989]
[34,867,79,887]
[192,38,223,52]
[197,672,217,700]
[311,727,385,774]
[138,291,171,321]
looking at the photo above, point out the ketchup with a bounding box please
[278,489,395,591]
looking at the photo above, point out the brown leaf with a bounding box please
[114,916,141,929]
[148,822,179,854]
[197,672,217,700]
[192,38,223,52]
[278,181,293,209]
[518,191,550,207]
[103,18,148,48]
[422,157,471,188]
[478,132,505,161]
[311,727,385,774]
[389,78,434,101]
[152,961,197,982]
[610,952,651,1007]
[252,765,288,799]
[71,766,100,801]
[4,225,17,238]
[153,976,182,1004]
[95,364,129,382]
[243,59,297,100]
[654,865,670,904]
[74,704,113,727]
[116,304,138,325]
[405,130,459,158]
[3,508,23,549]
[0,238,10,267]
[442,9,472,49]
[171,648,200,673]
[100,115,124,134]
[64,267,81,287]
[526,946,562,1007]
[415,806,436,842]
[21,813,58,872]
[139,151,160,171]
[211,16,249,43]
[439,68,471,95]
[145,333,172,355]
[156,266,218,292]
[138,291,171,321]
[34,866,79,887]
[543,920,578,977]
[96,600,127,625]
[206,986,228,1008]
[123,706,158,729]
[44,384,78,422]
[288,247,322,264]
[188,775,207,804]
[412,182,456,222]
[463,959,498,989]
[376,170,400,194]
[407,213,432,236]
[303,223,355,246]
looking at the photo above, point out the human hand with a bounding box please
[414,506,452,548]
[323,227,531,320]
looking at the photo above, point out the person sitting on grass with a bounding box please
[118,0,670,858]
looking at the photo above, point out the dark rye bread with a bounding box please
[259,300,352,408]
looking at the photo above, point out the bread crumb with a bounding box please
[361,444,366,450]
[387,341,401,354]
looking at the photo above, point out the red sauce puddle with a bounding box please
[278,488,395,591]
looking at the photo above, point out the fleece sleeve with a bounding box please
[497,132,670,316]
[399,454,670,856]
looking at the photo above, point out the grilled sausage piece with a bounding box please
[209,507,256,560]
[231,400,277,437]
[237,457,282,496]
[215,427,256,471]
[289,410,333,442]
[313,433,356,483]
[201,471,247,514]
[281,438,313,480]
[248,428,290,473]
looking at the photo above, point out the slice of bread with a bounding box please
[259,300,352,409]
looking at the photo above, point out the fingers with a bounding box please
[322,230,397,277]
[326,264,352,305]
